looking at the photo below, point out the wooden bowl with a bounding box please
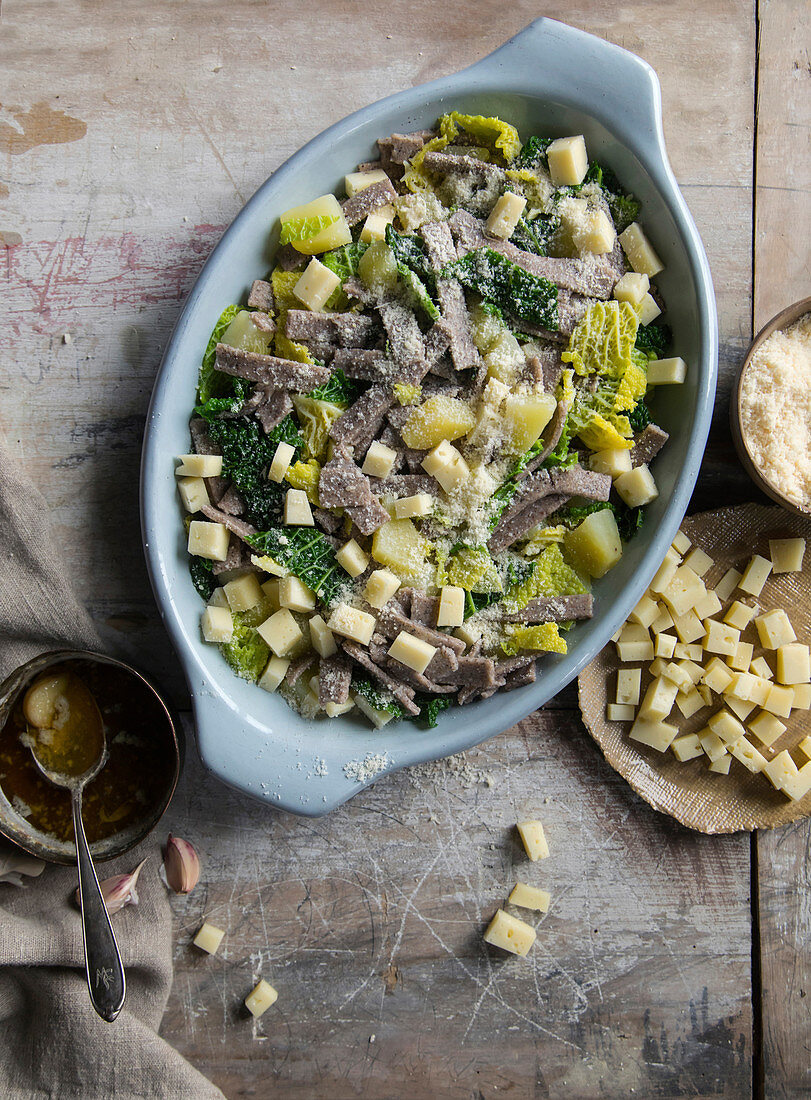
[730,295,811,518]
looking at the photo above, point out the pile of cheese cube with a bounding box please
[482,820,551,957]
[608,534,810,800]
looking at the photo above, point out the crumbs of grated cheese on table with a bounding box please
[343,752,391,783]
[740,312,811,510]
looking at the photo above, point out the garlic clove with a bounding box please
[76,857,147,914]
[163,834,200,894]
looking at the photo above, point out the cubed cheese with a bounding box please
[724,600,755,630]
[762,749,799,791]
[617,667,642,706]
[223,573,264,612]
[294,258,340,312]
[258,655,289,693]
[508,882,551,912]
[572,207,616,255]
[278,575,316,613]
[516,820,549,861]
[650,605,675,634]
[335,538,369,578]
[207,587,229,608]
[607,703,636,721]
[618,222,664,276]
[707,708,746,746]
[769,537,806,574]
[798,735,811,760]
[698,727,728,762]
[700,658,733,692]
[648,553,680,596]
[726,696,756,721]
[327,603,376,646]
[678,658,705,686]
[454,621,482,649]
[727,641,755,673]
[388,630,436,674]
[747,710,787,747]
[638,296,662,328]
[693,591,722,621]
[421,439,470,492]
[715,567,743,601]
[662,565,706,617]
[776,643,810,685]
[647,357,687,385]
[739,554,773,596]
[359,206,396,243]
[201,605,234,643]
[704,619,741,657]
[655,633,677,659]
[344,168,389,196]
[698,684,714,707]
[750,656,773,680]
[325,699,354,718]
[176,453,223,478]
[755,609,796,649]
[729,737,768,773]
[362,440,397,479]
[284,488,314,526]
[546,135,588,186]
[245,978,278,1018]
[629,715,679,752]
[353,691,395,729]
[393,493,433,520]
[612,271,650,305]
[674,642,703,661]
[709,754,732,774]
[589,448,633,478]
[257,608,303,657]
[268,441,295,483]
[616,636,655,662]
[660,661,693,693]
[639,676,679,721]
[261,578,281,609]
[628,594,659,629]
[682,547,713,577]
[671,733,704,762]
[193,921,225,955]
[309,614,337,658]
[671,609,706,645]
[364,568,401,610]
[675,688,706,719]
[178,476,210,513]
[614,464,658,508]
[765,677,796,721]
[781,761,811,802]
[188,520,230,562]
[793,684,811,710]
[437,586,465,628]
[485,191,527,239]
[483,909,536,956]
[671,531,692,555]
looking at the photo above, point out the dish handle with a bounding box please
[468,18,666,155]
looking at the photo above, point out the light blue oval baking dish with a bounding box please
[141,18,717,816]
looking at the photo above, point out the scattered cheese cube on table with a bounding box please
[728,737,768,773]
[769,538,805,574]
[655,633,677,659]
[245,979,278,1018]
[607,703,636,722]
[747,710,787,747]
[193,921,225,956]
[739,554,773,596]
[617,668,642,706]
[629,716,679,752]
[516,820,549,862]
[704,620,740,657]
[776,643,810,685]
[780,761,811,802]
[671,733,704,762]
[715,568,743,601]
[763,750,800,791]
[709,755,732,774]
[483,909,537,956]
[508,883,550,912]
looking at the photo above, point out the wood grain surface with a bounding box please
[1,0,807,1096]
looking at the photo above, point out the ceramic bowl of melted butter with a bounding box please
[0,651,182,865]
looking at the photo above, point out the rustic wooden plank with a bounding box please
[161,711,752,1098]
[753,1,811,1095]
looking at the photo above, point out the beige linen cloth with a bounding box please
[0,434,224,1099]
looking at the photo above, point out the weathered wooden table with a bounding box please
[2,1,809,1096]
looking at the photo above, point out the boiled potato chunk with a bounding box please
[358,240,399,294]
[280,194,352,254]
[502,393,556,453]
[564,509,622,578]
[400,396,476,450]
[371,518,428,577]
[220,309,273,355]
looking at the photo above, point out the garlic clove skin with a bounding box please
[163,835,200,894]
[76,857,147,914]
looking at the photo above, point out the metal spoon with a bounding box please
[22,671,126,1022]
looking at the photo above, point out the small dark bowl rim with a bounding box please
[730,295,811,518]
[0,649,183,865]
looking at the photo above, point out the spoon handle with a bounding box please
[72,788,126,1022]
